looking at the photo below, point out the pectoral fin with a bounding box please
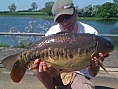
[98,59,108,74]
[60,70,73,85]
[91,52,108,74]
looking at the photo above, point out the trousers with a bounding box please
[54,72,95,89]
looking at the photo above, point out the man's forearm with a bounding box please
[88,65,100,77]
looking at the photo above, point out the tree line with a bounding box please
[1,0,118,19]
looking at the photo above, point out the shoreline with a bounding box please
[0,14,117,21]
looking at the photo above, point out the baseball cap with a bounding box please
[52,0,74,22]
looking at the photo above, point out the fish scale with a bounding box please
[18,47,72,65]
[2,32,114,83]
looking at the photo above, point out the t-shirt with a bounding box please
[45,22,98,78]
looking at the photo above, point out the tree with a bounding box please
[41,1,54,15]
[31,2,38,11]
[83,5,92,16]
[79,5,92,17]
[8,3,17,12]
[113,0,118,18]
[28,8,33,12]
[78,5,100,17]
[91,5,100,16]
[113,0,118,4]
[96,2,117,19]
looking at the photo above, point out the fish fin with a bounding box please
[98,59,109,74]
[10,60,27,82]
[2,53,20,70]
[60,70,73,85]
[91,52,108,74]
[91,52,99,58]
[2,52,27,82]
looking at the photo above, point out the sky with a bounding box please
[0,0,113,11]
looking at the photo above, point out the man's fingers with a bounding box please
[90,57,99,67]
[99,53,104,57]
[39,61,44,72]
[94,57,99,66]
[34,59,40,64]
[99,53,105,61]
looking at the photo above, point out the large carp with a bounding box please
[2,32,114,84]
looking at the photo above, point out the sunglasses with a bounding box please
[56,10,75,23]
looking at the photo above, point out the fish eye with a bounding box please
[107,42,110,46]
[107,42,113,48]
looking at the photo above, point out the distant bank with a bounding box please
[0,12,117,21]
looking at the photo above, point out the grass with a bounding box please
[13,42,32,49]
[0,42,32,49]
[0,12,117,20]
[0,12,54,20]
[0,43,9,48]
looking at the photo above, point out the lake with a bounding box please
[0,16,118,49]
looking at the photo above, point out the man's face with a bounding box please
[56,9,77,32]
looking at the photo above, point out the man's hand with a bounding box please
[33,59,60,77]
[88,53,109,77]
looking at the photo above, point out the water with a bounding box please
[0,16,55,46]
[0,16,54,33]
[0,16,118,48]
[79,20,118,34]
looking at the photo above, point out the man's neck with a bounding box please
[72,23,78,33]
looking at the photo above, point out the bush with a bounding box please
[0,43,9,47]
[13,42,32,49]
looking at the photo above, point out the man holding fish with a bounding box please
[33,0,109,89]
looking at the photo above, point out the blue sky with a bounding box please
[0,0,113,11]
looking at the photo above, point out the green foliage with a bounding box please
[41,1,54,15]
[96,2,118,19]
[0,43,9,47]
[1,1,117,19]
[78,5,100,17]
[13,42,32,49]
[113,0,118,4]
[31,2,38,11]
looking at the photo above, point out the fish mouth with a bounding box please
[112,44,114,50]
[109,44,114,53]
[104,49,114,57]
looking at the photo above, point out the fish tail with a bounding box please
[10,60,27,83]
[2,53,27,82]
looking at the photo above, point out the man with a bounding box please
[33,0,105,89]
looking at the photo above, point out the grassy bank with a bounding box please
[0,12,117,20]
[0,12,54,20]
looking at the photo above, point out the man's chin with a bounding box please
[63,29,73,32]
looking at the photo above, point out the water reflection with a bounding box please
[79,20,118,34]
